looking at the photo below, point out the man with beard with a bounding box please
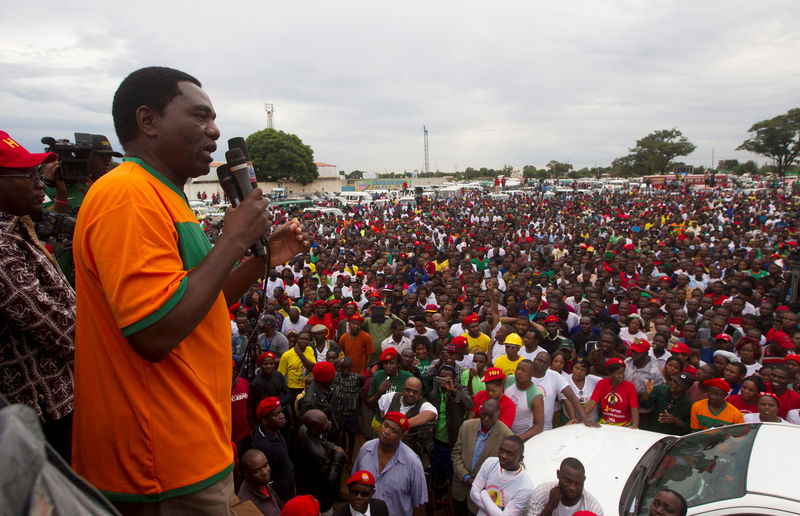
[527,457,603,516]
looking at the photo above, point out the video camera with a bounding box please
[41,133,93,182]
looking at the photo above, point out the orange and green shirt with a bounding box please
[72,158,233,502]
[690,399,745,431]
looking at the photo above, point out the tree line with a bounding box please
[243,108,800,184]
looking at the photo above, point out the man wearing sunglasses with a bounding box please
[333,470,389,516]
[0,130,76,461]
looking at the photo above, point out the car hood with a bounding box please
[524,425,665,514]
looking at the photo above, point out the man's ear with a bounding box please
[136,105,158,138]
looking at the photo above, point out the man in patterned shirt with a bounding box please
[0,130,76,460]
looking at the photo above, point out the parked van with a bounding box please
[339,191,373,206]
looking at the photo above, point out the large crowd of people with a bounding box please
[1,65,799,516]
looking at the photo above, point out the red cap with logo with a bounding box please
[0,131,56,168]
[347,470,376,487]
[481,367,507,383]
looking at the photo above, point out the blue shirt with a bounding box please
[353,439,428,516]
[471,425,494,472]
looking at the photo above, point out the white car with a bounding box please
[205,203,230,222]
[523,423,800,515]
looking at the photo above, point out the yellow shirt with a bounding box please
[278,346,317,389]
[463,332,491,353]
[72,159,232,501]
[494,355,523,377]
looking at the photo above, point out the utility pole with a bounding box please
[423,126,430,174]
[264,103,274,129]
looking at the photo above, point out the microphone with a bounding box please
[228,137,257,188]
[217,148,267,258]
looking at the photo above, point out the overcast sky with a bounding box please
[2,1,799,174]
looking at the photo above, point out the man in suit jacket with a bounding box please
[333,470,389,516]
[451,399,512,515]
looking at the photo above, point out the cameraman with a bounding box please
[41,134,122,282]
[44,133,122,214]
[0,130,76,461]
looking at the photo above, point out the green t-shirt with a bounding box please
[434,392,448,442]
[461,368,485,395]
[368,369,413,398]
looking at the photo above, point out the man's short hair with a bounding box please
[112,66,202,146]
[560,457,585,473]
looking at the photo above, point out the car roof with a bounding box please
[746,423,800,500]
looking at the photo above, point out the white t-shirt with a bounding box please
[281,315,309,335]
[563,374,601,421]
[505,383,542,435]
[377,392,437,418]
[470,457,533,516]
[456,354,474,370]
[519,346,548,361]
[786,409,800,425]
[283,282,301,299]
[532,369,569,431]
[380,335,413,353]
[526,480,605,516]
[743,412,787,424]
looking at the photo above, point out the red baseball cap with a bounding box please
[606,357,625,369]
[312,361,336,383]
[383,411,410,432]
[544,315,560,324]
[313,299,327,307]
[347,470,375,487]
[379,347,398,362]
[463,313,479,325]
[256,397,281,419]
[0,131,56,168]
[767,329,793,349]
[425,304,439,313]
[714,333,732,342]
[481,367,507,383]
[349,313,364,322]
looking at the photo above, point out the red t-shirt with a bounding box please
[591,378,639,425]
[472,391,516,429]
[231,377,251,442]
[726,394,757,415]
[776,388,800,418]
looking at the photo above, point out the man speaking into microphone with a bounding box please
[71,66,309,515]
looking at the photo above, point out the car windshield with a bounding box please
[636,424,759,514]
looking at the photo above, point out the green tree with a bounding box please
[620,128,696,175]
[737,108,800,180]
[346,170,364,179]
[717,159,740,174]
[546,160,573,178]
[246,128,318,185]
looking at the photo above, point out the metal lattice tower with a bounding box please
[423,125,429,173]
[264,103,274,129]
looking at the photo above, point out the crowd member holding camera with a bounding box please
[39,133,123,283]
[70,67,309,515]
[0,130,76,461]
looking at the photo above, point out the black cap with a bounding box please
[91,134,123,157]
[671,372,694,389]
